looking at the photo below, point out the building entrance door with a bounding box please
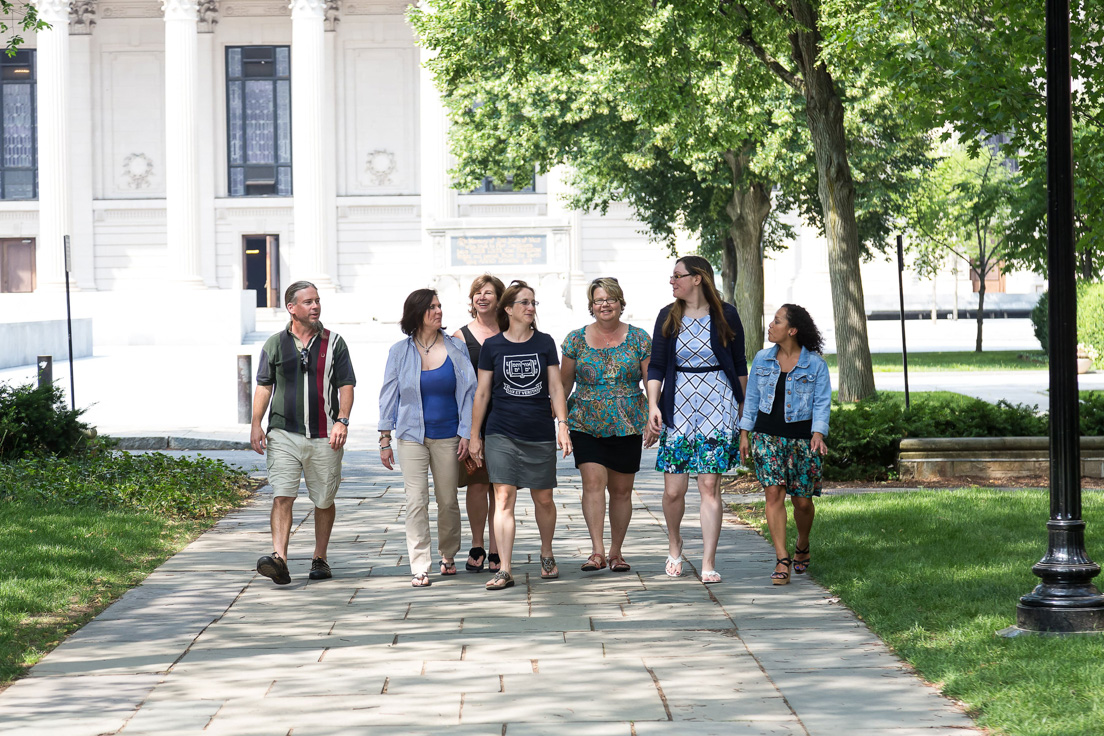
[1,238,35,293]
[243,235,279,307]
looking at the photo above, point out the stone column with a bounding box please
[162,0,205,287]
[418,44,455,246]
[34,0,73,291]
[69,0,97,290]
[290,0,335,289]
[197,0,219,287]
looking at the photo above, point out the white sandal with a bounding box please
[411,572,431,588]
[664,554,684,577]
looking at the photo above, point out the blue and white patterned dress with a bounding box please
[655,315,741,474]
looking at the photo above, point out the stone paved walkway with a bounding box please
[0,451,981,735]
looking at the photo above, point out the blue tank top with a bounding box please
[421,355,459,440]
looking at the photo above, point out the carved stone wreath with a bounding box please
[122,153,154,189]
[365,149,396,186]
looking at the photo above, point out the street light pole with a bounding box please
[1008,0,1104,635]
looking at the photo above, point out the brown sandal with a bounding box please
[581,552,606,571]
[607,553,631,572]
[485,570,514,590]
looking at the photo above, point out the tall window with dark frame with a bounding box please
[226,46,291,197]
[0,50,36,200]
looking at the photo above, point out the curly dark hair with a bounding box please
[780,303,824,354]
[400,288,439,336]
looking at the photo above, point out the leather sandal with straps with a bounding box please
[793,544,810,574]
[581,552,606,571]
[771,557,792,586]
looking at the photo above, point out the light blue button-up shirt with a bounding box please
[737,344,831,437]
[378,333,476,443]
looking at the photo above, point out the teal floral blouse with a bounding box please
[562,325,652,437]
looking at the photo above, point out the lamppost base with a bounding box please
[1003,602,1104,636]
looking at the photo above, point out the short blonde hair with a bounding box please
[468,274,505,317]
[587,277,625,316]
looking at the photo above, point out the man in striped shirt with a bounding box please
[251,280,356,584]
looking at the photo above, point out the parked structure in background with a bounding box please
[0,0,1044,353]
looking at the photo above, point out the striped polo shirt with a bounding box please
[256,323,356,439]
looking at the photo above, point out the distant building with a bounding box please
[0,0,1043,353]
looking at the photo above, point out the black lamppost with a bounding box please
[1005,0,1104,635]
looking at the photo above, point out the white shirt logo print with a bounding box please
[503,354,542,397]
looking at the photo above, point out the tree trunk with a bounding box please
[975,276,986,352]
[721,234,737,304]
[723,149,772,365]
[789,0,875,402]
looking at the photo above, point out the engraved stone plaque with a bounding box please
[450,234,547,267]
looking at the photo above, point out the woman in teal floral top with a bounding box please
[560,277,653,573]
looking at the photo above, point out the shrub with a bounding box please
[1031,290,1049,354]
[1081,392,1104,435]
[1078,282,1104,368]
[0,382,90,461]
[0,449,252,519]
[823,393,1048,481]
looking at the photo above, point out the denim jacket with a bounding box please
[737,345,831,437]
[378,333,477,444]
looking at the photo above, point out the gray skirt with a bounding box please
[484,433,558,489]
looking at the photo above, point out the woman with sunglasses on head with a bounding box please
[646,256,747,584]
[452,274,506,574]
[560,277,652,573]
[379,289,477,588]
[738,304,830,585]
[469,280,573,590]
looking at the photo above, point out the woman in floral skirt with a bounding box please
[646,256,747,584]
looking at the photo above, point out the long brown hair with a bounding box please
[661,255,735,346]
[496,280,538,332]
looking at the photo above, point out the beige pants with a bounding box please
[266,428,343,508]
[395,437,462,575]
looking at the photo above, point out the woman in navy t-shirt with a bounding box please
[470,280,573,590]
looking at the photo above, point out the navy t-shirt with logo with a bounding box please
[478,330,560,442]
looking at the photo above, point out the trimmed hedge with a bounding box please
[822,392,1104,481]
[1030,283,1104,366]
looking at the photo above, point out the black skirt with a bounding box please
[570,430,643,474]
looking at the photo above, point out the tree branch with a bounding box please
[734,25,802,92]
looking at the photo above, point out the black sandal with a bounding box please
[465,546,486,572]
[487,552,501,573]
[772,557,792,586]
[793,545,810,574]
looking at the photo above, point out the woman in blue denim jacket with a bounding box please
[738,304,831,586]
[378,289,477,588]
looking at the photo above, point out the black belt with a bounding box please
[675,365,722,373]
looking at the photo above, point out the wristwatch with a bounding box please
[336,418,350,427]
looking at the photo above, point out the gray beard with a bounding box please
[294,315,323,333]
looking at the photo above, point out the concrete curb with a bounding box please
[107,436,251,451]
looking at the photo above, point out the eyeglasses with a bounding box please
[512,299,539,307]
[670,272,693,281]
[299,347,311,373]
[591,298,619,306]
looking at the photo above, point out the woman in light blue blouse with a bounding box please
[379,289,477,588]
[738,304,831,586]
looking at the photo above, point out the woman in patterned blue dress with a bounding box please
[646,256,747,584]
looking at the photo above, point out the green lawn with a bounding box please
[732,490,1104,736]
[0,499,214,683]
[824,350,1048,372]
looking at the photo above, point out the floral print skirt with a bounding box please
[655,427,740,475]
[749,432,823,497]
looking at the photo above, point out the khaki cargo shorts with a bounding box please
[265,428,344,508]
